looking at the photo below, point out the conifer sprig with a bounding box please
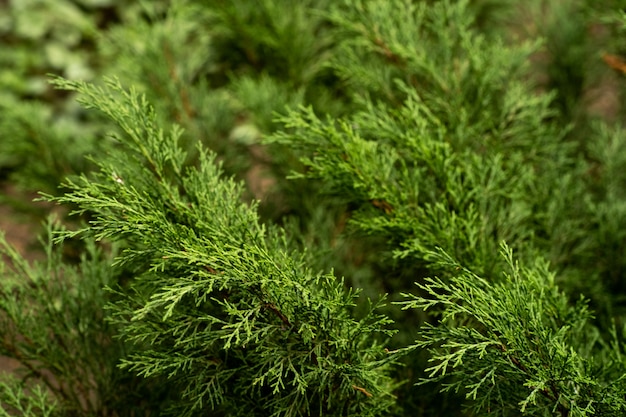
[0,377,57,417]
[0,221,151,416]
[45,77,399,416]
[401,243,626,416]
[270,0,569,279]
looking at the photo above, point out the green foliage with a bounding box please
[43,77,399,416]
[0,376,57,417]
[271,0,568,281]
[2,1,626,416]
[402,243,626,416]
[0,221,165,416]
[0,0,168,200]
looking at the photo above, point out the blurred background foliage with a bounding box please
[1,0,626,415]
[2,0,625,215]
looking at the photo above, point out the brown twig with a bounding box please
[370,199,394,214]
[263,302,291,328]
[373,37,405,67]
[602,53,626,75]
[352,384,373,397]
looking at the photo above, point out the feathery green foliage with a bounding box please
[271,0,567,280]
[2,1,626,416]
[0,221,166,416]
[44,77,399,416]
[0,377,57,417]
[402,243,626,416]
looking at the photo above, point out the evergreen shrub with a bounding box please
[2,1,626,416]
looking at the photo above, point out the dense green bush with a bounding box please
[2,1,626,416]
